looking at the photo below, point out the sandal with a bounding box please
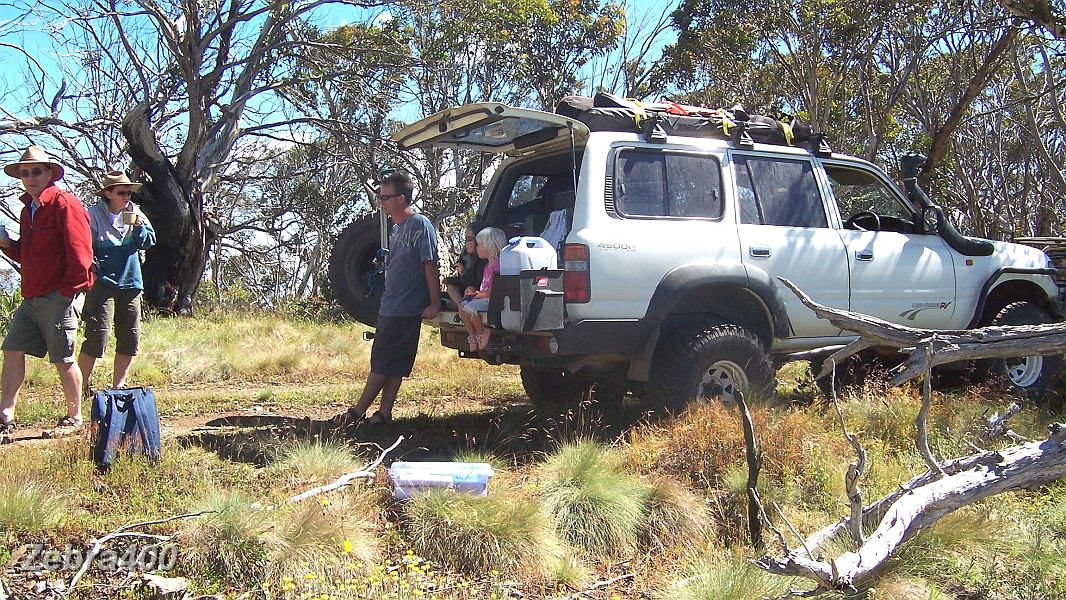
[364,412,392,426]
[476,330,492,351]
[0,420,14,445]
[43,416,84,439]
[330,407,365,428]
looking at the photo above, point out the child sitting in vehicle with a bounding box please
[444,223,486,311]
[459,227,508,351]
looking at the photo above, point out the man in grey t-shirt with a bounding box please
[332,172,440,427]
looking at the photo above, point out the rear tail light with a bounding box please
[563,244,590,303]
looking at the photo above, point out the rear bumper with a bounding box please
[432,316,651,362]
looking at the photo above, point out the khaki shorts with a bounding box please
[2,290,85,363]
[81,284,142,358]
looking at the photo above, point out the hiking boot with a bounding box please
[44,416,84,439]
[0,420,14,444]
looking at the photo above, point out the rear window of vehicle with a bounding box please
[613,149,723,219]
[733,155,827,228]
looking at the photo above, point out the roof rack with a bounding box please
[556,93,826,152]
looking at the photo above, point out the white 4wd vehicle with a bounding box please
[368,102,1065,409]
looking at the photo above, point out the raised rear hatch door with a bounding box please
[393,103,589,156]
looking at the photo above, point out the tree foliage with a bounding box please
[0,0,1062,308]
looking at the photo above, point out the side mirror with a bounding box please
[920,206,940,234]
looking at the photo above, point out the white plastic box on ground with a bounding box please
[387,461,496,500]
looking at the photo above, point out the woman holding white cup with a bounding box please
[77,171,156,391]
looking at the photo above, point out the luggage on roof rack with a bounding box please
[555,92,816,149]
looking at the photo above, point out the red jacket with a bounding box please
[2,184,94,298]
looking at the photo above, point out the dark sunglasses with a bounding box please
[18,168,47,178]
[112,190,133,197]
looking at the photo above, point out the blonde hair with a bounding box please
[475,227,509,259]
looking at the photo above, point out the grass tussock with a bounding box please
[642,476,714,554]
[177,491,275,585]
[177,489,377,589]
[0,472,67,533]
[270,493,379,583]
[273,440,364,483]
[538,441,649,557]
[664,552,791,600]
[405,488,561,579]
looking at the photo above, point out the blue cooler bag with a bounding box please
[90,387,162,470]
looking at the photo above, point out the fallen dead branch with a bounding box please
[754,423,1066,590]
[67,511,215,594]
[287,435,404,503]
[746,278,1066,593]
[556,573,635,599]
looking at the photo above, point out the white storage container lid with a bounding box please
[388,462,495,485]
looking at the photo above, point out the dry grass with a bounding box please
[1,307,1063,598]
[625,402,834,490]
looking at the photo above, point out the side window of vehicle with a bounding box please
[733,155,828,228]
[824,165,912,223]
[614,149,722,219]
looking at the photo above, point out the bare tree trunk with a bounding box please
[122,103,207,314]
[923,24,1019,178]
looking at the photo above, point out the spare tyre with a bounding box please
[328,214,387,326]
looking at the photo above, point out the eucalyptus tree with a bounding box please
[0,0,392,314]
[658,0,906,148]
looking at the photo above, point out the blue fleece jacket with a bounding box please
[88,200,156,290]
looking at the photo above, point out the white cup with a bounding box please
[121,211,136,225]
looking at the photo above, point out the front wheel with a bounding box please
[651,322,776,412]
[990,302,1063,400]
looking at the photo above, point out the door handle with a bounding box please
[855,249,874,261]
[750,246,771,258]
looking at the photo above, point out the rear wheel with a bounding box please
[520,367,631,413]
[520,366,593,409]
[328,215,386,327]
[990,302,1063,400]
[651,322,776,412]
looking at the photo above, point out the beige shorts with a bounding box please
[80,284,142,358]
[2,290,85,363]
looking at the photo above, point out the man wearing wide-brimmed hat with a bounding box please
[0,146,94,443]
[77,170,155,397]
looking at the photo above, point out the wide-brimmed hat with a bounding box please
[4,146,64,181]
[96,170,143,196]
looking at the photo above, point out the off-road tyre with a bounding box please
[520,366,594,410]
[328,215,386,327]
[651,322,776,413]
[989,301,1063,401]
